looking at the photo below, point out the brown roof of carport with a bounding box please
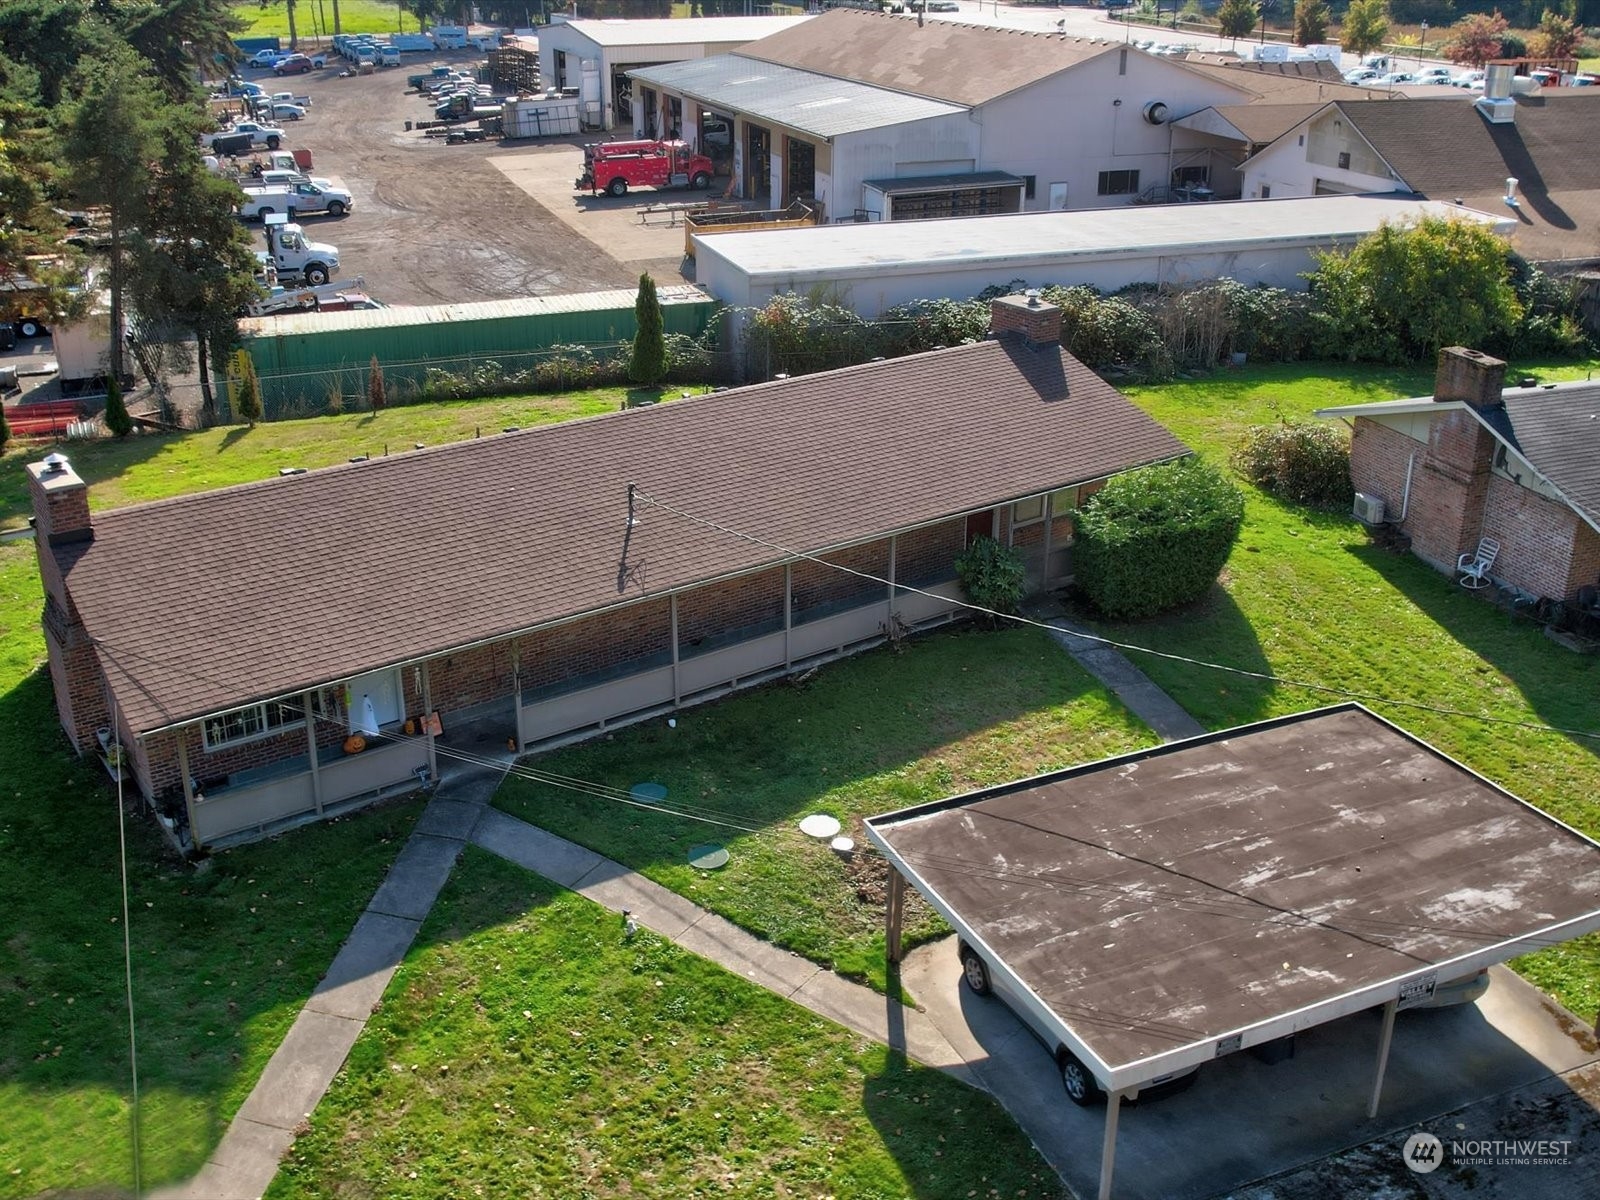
[866,705,1600,1091]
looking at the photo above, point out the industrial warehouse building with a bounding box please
[692,195,1513,334]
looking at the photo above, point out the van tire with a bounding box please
[959,946,991,996]
[1059,1051,1105,1107]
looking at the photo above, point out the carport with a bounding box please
[865,704,1600,1199]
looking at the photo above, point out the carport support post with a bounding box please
[1098,1089,1123,1200]
[1369,998,1399,1118]
[885,867,905,964]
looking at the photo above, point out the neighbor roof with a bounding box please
[866,705,1600,1090]
[1318,380,1600,531]
[1177,56,1377,103]
[55,340,1188,734]
[692,195,1513,284]
[627,56,965,139]
[1176,101,1346,149]
[736,9,1118,107]
[557,15,812,49]
[1270,93,1600,261]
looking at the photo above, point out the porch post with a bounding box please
[886,535,897,626]
[421,662,437,781]
[510,643,525,755]
[175,732,202,852]
[1042,500,1054,587]
[669,594,681,705]
[885,867,905,964]
[304,690,324,815]
[1098,1089,1124,1200]
[783,563,793,666]
[1368,999,1398,1118]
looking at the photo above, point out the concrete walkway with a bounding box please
[153,622,1201,1199]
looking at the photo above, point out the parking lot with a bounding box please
[239,52,701,306]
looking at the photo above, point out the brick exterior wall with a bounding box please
[677,571,783,650]
[516,597,673,692]
[897,519,966,585]
[792,540,890,618]
[41,594,106,753]
[1350,414,1599,600]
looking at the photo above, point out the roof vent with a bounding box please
[1503,176,1520,207]
[42,452,69,476]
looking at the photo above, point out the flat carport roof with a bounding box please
[866,705,1600,1195]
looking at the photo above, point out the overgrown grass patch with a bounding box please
[498,625,1153,994]
[0,540,422,1196]
[268,847,1067,1200]
[230,0,411,39]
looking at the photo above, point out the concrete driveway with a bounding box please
[901,937,1599,1199]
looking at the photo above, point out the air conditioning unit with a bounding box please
[1352,492,1386,525]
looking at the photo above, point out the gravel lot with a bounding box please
[241,53,697,306]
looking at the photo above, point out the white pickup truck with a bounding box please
[236,187,296,221]
[210,121,287,150]
[244,177,353,217]
[263,222,339,286]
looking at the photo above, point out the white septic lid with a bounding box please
[799,814,841,840]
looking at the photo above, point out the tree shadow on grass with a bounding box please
[1350,540,1600,767]
[217,424,252,451]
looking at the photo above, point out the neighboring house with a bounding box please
[534,15,813,132]
[1317,346,1600,601]
[1237,90,1600,263]
[625,10,1375,218]
[28,294,1188,853]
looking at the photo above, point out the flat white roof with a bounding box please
[694,195,1516,284]
[556,15,812,48]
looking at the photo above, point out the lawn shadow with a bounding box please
[1351,540,1600,766]
[0,432,172,532]
[217,425,253,452]
[0,664,429,1192]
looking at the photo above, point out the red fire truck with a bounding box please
[576,139,716,197]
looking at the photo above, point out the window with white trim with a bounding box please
[203,693,326,751]
[1013,496,1046,524]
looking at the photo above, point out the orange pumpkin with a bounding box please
[343,734,367,755]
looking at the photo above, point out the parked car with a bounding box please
[269,102,306,121]
[274,54,313,75]
[957,941,1198,1106]
[1368,72,1420,86]
[247,49,286,68]
[1452,69,1487,89]
[1414,66,1454,85]
[1343,67,1380,84]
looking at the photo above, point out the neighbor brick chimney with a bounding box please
[991,293,1062,348]
[27,454,105,754]
[1434,347,1506,412]
[28,454,93,545]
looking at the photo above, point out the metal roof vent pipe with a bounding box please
[1504,176,1520,208]
[1475,64,1517,123]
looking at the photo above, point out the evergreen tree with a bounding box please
[103,372,132,438]
[1295,0,1331,44]
[0,394,10,451]
[235,354,263,427]
[629,272,667,387]
[1217,0,1259,41]
[1340,0,1390,57]
[368,355,387,410]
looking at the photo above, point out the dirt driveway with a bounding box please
[252,54,695,306]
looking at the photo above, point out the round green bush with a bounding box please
[1074,458,1245,620]
[1230,420,1353,509]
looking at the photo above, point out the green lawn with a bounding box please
[0,542,424,1197]
[267,847,1066,1200]
[231,0,414,41]
[496,625,1153,993]
[0,387,648,531]
[1111,357,1600,1020]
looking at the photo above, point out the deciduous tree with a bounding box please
[1339,0,1391,58]
[1217,0,1259,42]
[1295,0,1331,45]
[1442,9,1509,64]
[1528,9,1584,57]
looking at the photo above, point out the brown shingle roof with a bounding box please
[1202,101,1336,147]
[1177,57,1378,103]
[58,339,1188,734]
[1494,383,1600,528]
[1333,92,1600,262]
[737,9,1118,106]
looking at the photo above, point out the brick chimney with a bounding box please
[991,292,1062,349]
[1434,347,1506,412]
[28,454,94,545]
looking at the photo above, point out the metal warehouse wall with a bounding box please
[237,286,717,418]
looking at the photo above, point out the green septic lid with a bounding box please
[630,782,668,805]
[687,843,729,870]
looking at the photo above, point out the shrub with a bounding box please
[1073,458,1245,619]
[0,396,9,450]
[880,296,990,356]
[743,292,878,377]
[234,355,263,427]
[532,344,599,391]
[1231,420,1354,508]
[629,272,667,386]
[1042,285,1170,378]
[954,535,1027,619]
[103,374,133,439]
[367,355,386,411]
[663,331,715,382]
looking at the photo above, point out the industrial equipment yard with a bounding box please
[272,52,699,306]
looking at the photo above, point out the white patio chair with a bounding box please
[1457,537,1499,589]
